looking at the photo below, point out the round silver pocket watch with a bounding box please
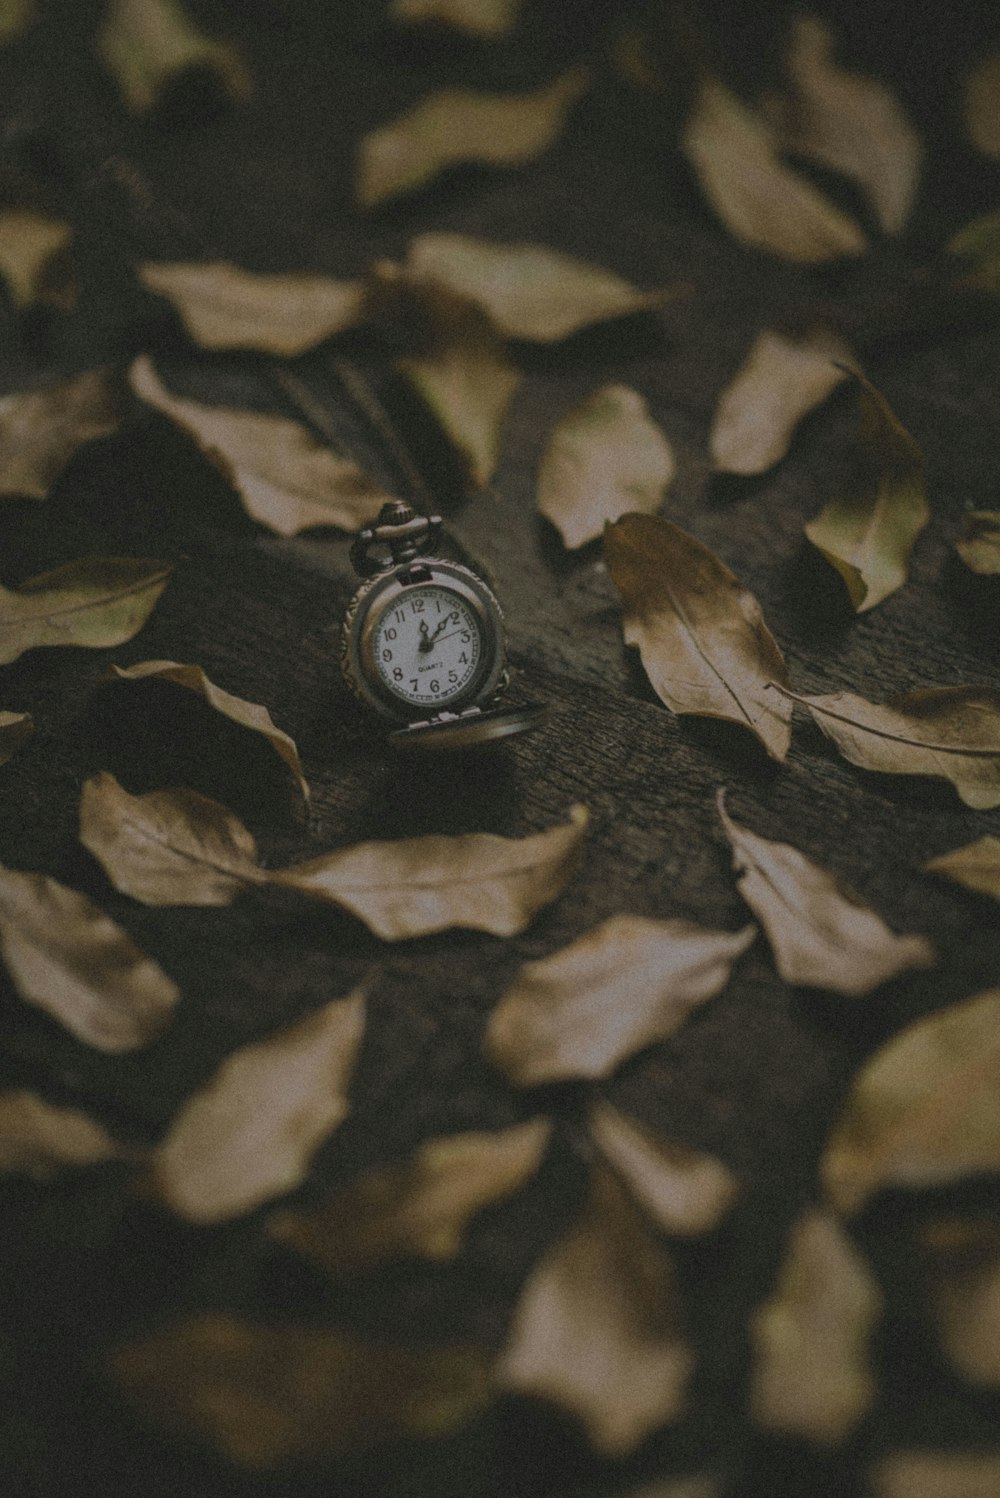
[340,500,545,750]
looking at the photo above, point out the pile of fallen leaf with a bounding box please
[1,0,1000,1495]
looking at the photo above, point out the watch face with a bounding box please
[371,584,484,709]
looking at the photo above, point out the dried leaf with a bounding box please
[750,1208,880,1442]
[921,1220,1000,1388]
[822,987,1000,1215]
[269,1117,551,1276]
[0,369,120,498]
[0,556,170,666]
[391,0,521,36]
[681,77,866,263]
[0,710,32,766]
[604,513,793,760]
[804,370,928,611]
[589,1100,738,1235]
[111,1313,490,1466]
[488,914,753,1086]
[709,328,851,475]
[538,386,675,548]
[717,793,934,996]
[964,52,1000,159]
[955,511,1000,574]
[400,233,664,341]
[924,836,1000,901]
[873,1451,1000,1498]
[0,208,73,308]
[111,660,310,804]
[498,1159,691,1454]
[763,15,921,234]
[0,1090,125,1178]
[0,0,33,44]
[357,66,589,208]
[0,865,179,1051]
[138,261,366,356]
[947,210,1000,294]
[152,989,366,1222]
[792,685,1000,810]
[98,0,251,114]
[129,355,393,533]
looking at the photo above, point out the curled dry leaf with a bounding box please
[0,865,179,1051]
[357,66,589,208]
[152,989,365,1222]
[872,1451,1000,1498]
[924,836,1000,901]
[589,1100,739,1236]
[955,511,1000,574]
[604,513,793,760]
[98,0,251,114]
[709,328,851,475]
[538,385,675,549]
[763,14,921,235]
[487,913,754,1086]
[0,1090,125,1178]
[391,0,522,36]
[0,208,73,308]
[0,368,120,499]
[138,261,366,356]
[0,555,171,666]
[804,369,928,612]
[964,52,1000,159]
[269,1117,551,1276]
[498,1159,691,1455]
[920,1220,1000,1388]
[791,685,1000,810]
[0,710,32,766]
[110,1312,491,1467]
[717,793,934,996]
[750,1208,880,1443]
[822,987,1000,1215]
[130,356,394,535]
[111,661,310,804]
[681,77,866,264]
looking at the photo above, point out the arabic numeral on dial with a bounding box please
[393,668,403,681]
[448,670,458,684]
[460,631,470,643]
[459,652,468,664]
[430,680,440,694]
[410,679,418,692]
[385,627,397,640]
[382,649,392,661]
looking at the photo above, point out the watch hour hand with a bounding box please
[418,617,447,652]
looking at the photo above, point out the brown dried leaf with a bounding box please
[0,0,33,44]
[110,1313,490,1466]
[804,370,928,611]
[0,555,171,666]
[955,511,1000,574]
[130,355,394,534]
[498,1159,691,1454]
[681,77,866,263]
[750,1208,880,1442]
[0,865,179,1051]
[763,15,921,234]
[924,836,1000,901]
[539,386,675,548]
[822,987,1000,1215]
[0,208,73,308]
[98,0,251,114]
[138,261,366,356]
[0,369,120,499]
[793,685,1000,810]
[0,710,32,766]
[709,328,851,475]
[873,1451,1000,1498]
[920,1220,1000,1388]
[604,513,793,760]
[589,1100,738,1235]
[0,1089,125,1178]
[717,793,934,996]
[269,1117,551,1276]
[391,0,521,36]
[488,914,753,1086]
[357,66,589,208]
[964,52,1000,159]
[152,989,365,1222]
[111,660,310,804]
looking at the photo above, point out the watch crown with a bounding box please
[350,501,443,577]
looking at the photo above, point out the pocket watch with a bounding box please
[340,500,545,750]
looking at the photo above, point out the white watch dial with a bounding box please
[372,585,483,708]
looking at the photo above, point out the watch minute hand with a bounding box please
[418,618,448,652]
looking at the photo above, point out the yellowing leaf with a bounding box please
[717,793,934,996]
[400,233,664,341]
[269,1118,551,1276]
[681,77,866,263]
[498,1160,691,1455]
[589,1100,739,1235]
[357,67,589,208]
[709,328,851,475]
[111,661,310,804]
[538,385,675,548]
[822,987,1000,1215]
[604,513,793,760]
[793,685,1000,810]
[0,555,170,666]
[0,710,32,766]
[924,836,1000,901]
[873,1451,1000,1498]
[487,914,753,1086]
[964,52,1000,159]
[0,209,73,308]
[0,1089,125,1178]
[391,0,521,36]
[98,0,251,114]
[152,989,365,1222]
[0,865,179,1051]
[0,0,33,44]
[804,370,928,611]
[955,510,1000,574]
[110,1313,490,1466]
[921,1220,1000,1389]
[763,15,921,235]
[138,261,366,356]
[0,369,120,499]
[750,1208,880,1442]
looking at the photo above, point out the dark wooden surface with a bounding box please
[1,2,1000,1494]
